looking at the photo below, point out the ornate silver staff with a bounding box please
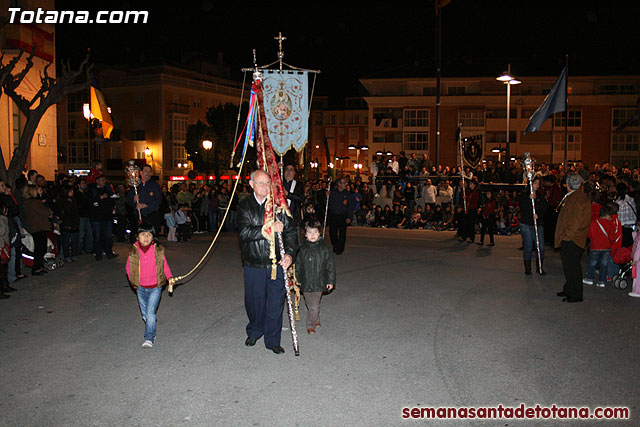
[322,177,332,238]
[125,160,142,223]
[523,152,543,274]
[458,125,467,213]
[275,218,300,356]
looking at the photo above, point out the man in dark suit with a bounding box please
[238,170,298,354]
[126,164,162,242]
[328,177,354,254]
[283,163,305,225]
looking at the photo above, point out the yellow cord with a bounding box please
[168,138,249,293]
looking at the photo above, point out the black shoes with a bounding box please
[487,242,495,247]
[106,252,119,260]
[562,297,583,303]
[95,254,103,261]
[245,337,256,346]
[556,291,568,297]
[524,260,532,275]
[268,346,285,354]
[32,269,47,275]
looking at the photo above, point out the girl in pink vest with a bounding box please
[126,223,173,348]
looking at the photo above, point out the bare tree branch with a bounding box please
[0,50,25,91]
[1,51,93,184]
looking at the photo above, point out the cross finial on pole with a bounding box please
[274,32,286,71]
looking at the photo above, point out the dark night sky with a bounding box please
[55,1,640,102]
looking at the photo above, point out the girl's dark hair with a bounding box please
[137,222,155,236]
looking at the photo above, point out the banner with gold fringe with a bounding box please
[262,70,308,156]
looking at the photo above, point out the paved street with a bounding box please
[1,228,638,426]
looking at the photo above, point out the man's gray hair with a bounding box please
[250,170,261,181]
[566,174,584,190]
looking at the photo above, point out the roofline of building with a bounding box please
[360,75,640,84]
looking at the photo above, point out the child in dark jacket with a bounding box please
[295,219,335,334]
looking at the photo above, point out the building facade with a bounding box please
[57,61,244,183]
[308,97,369,178]
[360,74,640,170]
[0,0,58,180]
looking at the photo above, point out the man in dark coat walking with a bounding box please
[238,170,298,354]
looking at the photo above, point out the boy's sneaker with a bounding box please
[582,278,593,285]
[596,282,606,288]
[142,340,153,348]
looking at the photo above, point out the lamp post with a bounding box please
[310,158,319,180]
[491,146,506,162]
[496,64,521,166]
[202,139,213,185]
[348,143,368,177]
[144,146,153,172]
[336,156,349,176]
[83,103,92,167]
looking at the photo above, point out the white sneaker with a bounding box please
[628,292,640,298]
[582,278,594,285]
[596,282,605,288]
[142,340,153,348]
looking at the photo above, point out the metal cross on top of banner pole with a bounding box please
[275,32,286,72]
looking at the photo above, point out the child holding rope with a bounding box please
[126,223,173,348]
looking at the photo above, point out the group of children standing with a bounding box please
[163,204,192,242]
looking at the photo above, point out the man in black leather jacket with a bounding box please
[238,170,298,354]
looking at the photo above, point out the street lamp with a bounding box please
[83,103,93,167]
[348,143,368,176]
[496,64,521,165]
[336,156,349,175]
[144,146,153,171]
[202,139,213,185]
[310,158,319,179]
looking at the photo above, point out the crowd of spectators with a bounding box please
[1,151,638,300]
[299,152,640,249]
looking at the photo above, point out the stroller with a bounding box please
[611,246,632,291]
[20,229,65,271]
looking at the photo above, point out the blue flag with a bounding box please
[262,70,309,156]
[524,67,567,134]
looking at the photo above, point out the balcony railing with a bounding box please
[168,103,190,114]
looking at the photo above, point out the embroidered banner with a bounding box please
[262,70,309,156]
[463,134,483,167]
